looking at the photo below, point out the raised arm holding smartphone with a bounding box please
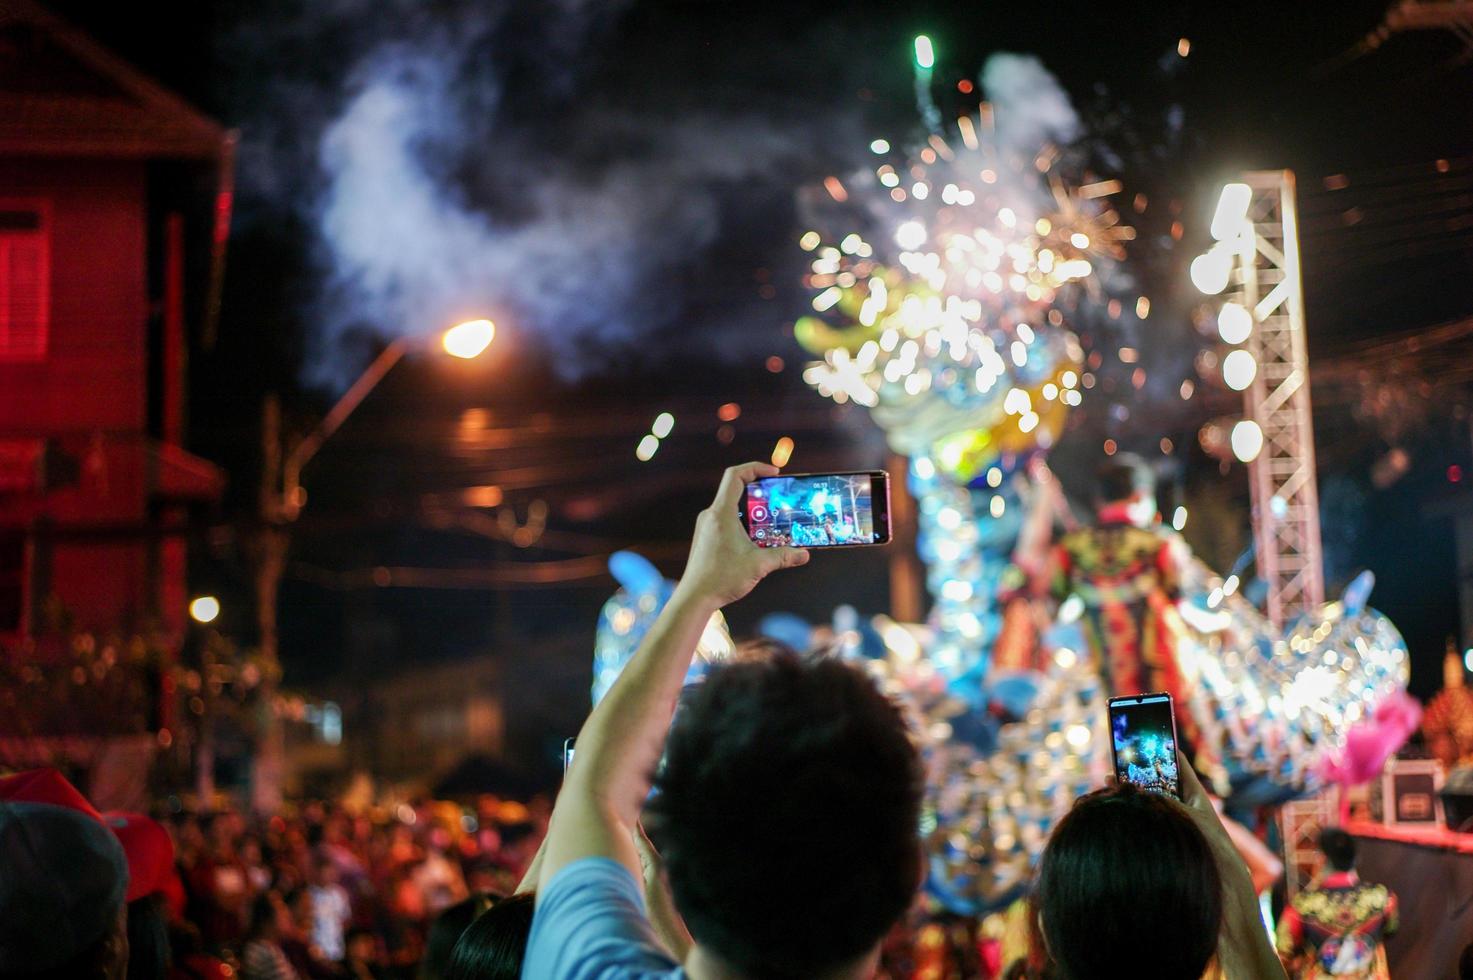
[532,464,808,961]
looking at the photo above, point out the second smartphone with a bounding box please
[1107,692,1182,799]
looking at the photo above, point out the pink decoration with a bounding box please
[1316,690,1423,822]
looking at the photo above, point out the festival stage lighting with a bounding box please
[635,434,660,461]
[651,412,675,439]
[870,139,890,154]
[1222,349,1258,391]
[1190,244,1233,294]
[442,318,495,359]
[1210,183,1253,241]
[913,35,935,70]
[1217,302,1253,344]
[771,436,794,467]
[1172,506,1188,531]
[189,595,221,624]
[1231,419,1264,462]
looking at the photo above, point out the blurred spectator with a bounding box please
[241,893,299,980]
[344,926,390,980]
[308,856,353,963]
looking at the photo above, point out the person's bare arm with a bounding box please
[634,823,694,961]
[537,463,809,894]
[1175,752,1287,980]
[514,835,546,894]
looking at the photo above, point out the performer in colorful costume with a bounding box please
[1045,454,1204,766]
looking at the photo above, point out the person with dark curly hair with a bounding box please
[524,462,925,980]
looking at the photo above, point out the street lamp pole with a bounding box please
[249,321,494,814]
[280,337,412,520]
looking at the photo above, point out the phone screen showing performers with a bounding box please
[740,471,890,549]
[1108,693,1181,799]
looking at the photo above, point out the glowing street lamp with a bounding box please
[189,595,221,624]
[282,318,497,519]
[442,318,496,359]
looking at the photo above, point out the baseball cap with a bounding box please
[0,768,178,902]
[0,799,129,972]
[105,810,180,903]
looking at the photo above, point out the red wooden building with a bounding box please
[0,0,231,648]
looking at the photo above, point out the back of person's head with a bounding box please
[0,801,131,980]
[421,893,495,980]
[1035,784,1222,980]
[1460,940,1473,980]
[1095,453,1155,505]
[247,893,280,941]
[647,652,924,979]
[443,892,534,980]
[1318,826,1357,873]
[126,893,173,980]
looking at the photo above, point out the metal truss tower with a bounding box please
[1223,171,1325,629]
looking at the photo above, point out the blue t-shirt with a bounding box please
[522,857,686,980]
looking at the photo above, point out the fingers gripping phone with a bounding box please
[1108,692,1182,800]
[739,471,891,549]
[563,737,575,774]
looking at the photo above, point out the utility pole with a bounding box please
[250,394,289,815]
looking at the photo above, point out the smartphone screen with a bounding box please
[740,471,891,548]
[563,737,575,774]
[1108,693,1181,799]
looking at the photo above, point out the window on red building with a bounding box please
[0,535,23,633]
[0,201,50,361]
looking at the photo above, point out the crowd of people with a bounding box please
[0,462,1419,979]
[0,766,549,980]
[166,795,547,978]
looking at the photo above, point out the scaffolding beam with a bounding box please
[1225,171,1325,629]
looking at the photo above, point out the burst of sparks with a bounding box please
[795,110,1130,448]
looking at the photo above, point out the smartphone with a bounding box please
[562,737,575,774]
[1108,692,1182,799]
[739,471,891,548]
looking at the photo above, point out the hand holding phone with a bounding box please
[739,471,891,549]
[1108,693,1182,799]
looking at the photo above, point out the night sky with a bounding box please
[44,0,1473,704]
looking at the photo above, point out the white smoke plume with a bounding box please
[222,0,875,387]
[980,52,1083,158]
